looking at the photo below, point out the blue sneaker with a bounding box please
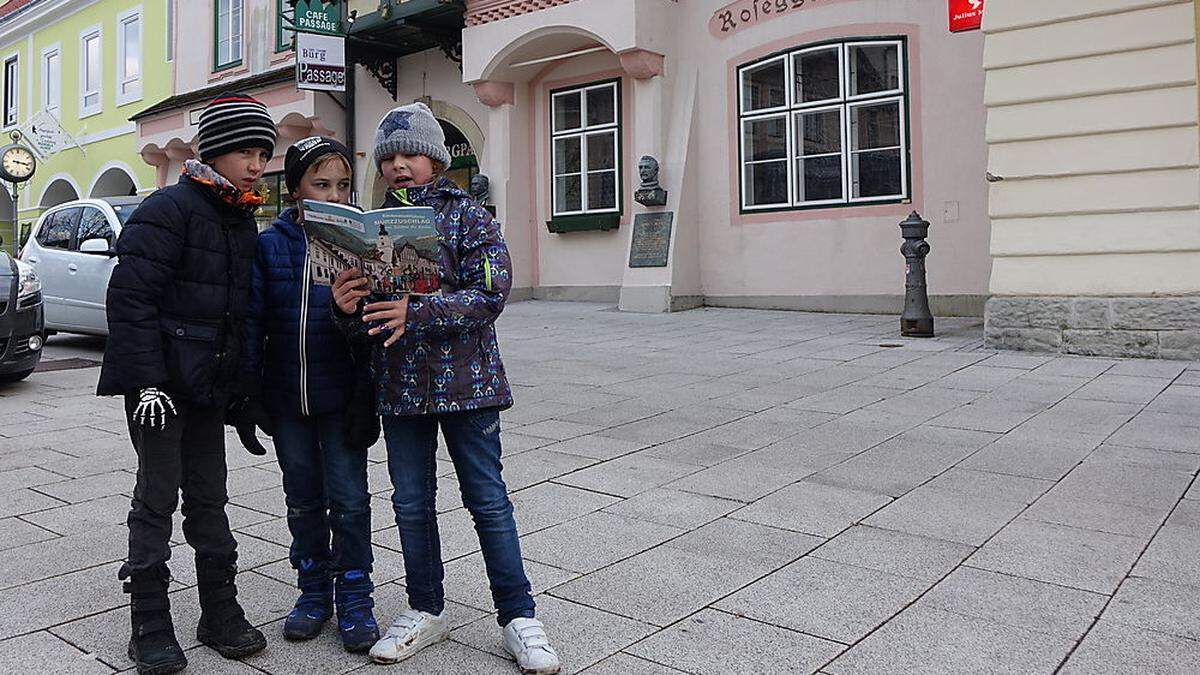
[335,569,379,653]
[282,560,333,641]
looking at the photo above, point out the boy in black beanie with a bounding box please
[240,135,381,652]
[98,93,276,674]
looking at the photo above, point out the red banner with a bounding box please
[949,0,985,32]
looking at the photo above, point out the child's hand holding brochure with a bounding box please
[300,200,442,297]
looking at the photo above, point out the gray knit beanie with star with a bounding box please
[372,102,451,169]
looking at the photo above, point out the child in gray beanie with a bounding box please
[331,101,562,674]
[371,101,451,176]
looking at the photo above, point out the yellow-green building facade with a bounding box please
[0,0,170,254]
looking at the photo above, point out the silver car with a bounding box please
[20,196,142,336]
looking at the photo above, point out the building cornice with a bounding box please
[0,0,105,45]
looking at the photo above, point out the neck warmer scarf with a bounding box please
[182,159,266,214]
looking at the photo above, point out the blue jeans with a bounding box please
[382,408,535,625]
[273,412,373,574]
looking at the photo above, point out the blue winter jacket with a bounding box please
[242,208,356,417]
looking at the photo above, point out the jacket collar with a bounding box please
[385,177,468,208]
[272,207,305,240]
[181,159,265,214]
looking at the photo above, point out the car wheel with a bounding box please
[0,368,35,383]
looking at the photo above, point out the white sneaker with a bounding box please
[503,618,561,675]
[369,609,449,664]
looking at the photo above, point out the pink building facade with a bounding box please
[136,0,989,313]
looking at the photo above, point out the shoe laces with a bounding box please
[511,620,551,650]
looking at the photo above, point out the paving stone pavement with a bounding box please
[1,301,1198,674]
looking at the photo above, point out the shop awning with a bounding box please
[130,67,294,122]
[348,0,465,100]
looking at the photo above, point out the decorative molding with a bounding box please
[473,80,514,107]
[0,0,106,44]
[36,172,82,207]
[356,49,397,101]
[465,0,576,26]
[78,122,136,146]
[618,49,663,80]
[86,160,141,197]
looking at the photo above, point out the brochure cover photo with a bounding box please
[301,200,443,296]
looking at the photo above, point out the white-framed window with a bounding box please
[79,25,103,118]
[215,0,244,70]
[738,38,909,212]
[40,44,61,115]
[550,80,620,217]
[117,6,143,105]
[166,0,175,62]
[3,54,17,128]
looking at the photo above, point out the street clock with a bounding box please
[0,142,36,183]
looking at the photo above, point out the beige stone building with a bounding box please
[982,0,1200,359]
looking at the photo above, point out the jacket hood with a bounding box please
[271,207,304,241]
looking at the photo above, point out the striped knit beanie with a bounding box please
[197,93,277,163]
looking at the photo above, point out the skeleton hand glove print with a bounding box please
[133,388,177,430]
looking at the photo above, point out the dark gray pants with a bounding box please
[125,396,237,573]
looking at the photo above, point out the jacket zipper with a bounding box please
[299,243,312,416]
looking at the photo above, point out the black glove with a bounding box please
[235,421,268,456]
[225,396,270,456]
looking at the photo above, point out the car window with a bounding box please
[76,206,114,248]
[111,203,139,225]
[35,207,82,250]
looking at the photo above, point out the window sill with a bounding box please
[78,107,102,120]
[213,60,244,74]
[739,196,909,216]
[546,213,621,233]
[116,90,143,107]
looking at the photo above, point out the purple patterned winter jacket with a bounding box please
[332,178,514,416]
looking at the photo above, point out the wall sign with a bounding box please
[438,120,478,171]
[18,111,70,158]
[949,0,985,32]
[296,32,346,92]
[708,0,855,39]
[629,212,674,268]
[293,0,343,36]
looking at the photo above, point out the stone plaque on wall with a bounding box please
[628,212,674,268]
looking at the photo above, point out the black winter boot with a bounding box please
[120,563,187,675]
[194,555,267,659]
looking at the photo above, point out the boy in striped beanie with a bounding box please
[184,93,278,204]
[99,92,276,675]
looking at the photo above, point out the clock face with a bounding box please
[1,146,35,181]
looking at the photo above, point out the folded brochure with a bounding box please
[300,199,442,296]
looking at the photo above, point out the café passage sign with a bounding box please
[293,0,342,35]
[296,32,346,91]
[709,0,857,38]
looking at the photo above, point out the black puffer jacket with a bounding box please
[96,176,258,407]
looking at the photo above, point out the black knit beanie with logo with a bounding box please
[284,136,354,194]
